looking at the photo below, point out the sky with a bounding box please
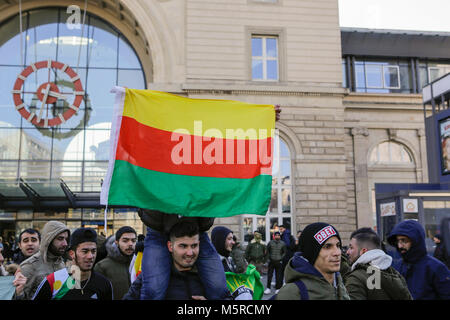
[338,0,450,32]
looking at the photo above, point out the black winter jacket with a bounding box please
[138,209,214,235]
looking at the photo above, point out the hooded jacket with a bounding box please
[94,235,133,300]
[18,221,70,300]
[344,249,412,300]
[276,252,350,300]
[388,220,450,300]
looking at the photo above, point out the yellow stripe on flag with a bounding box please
[122,89,275,139]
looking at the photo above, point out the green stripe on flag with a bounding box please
[53,276,76,300]
[108,160,272,217]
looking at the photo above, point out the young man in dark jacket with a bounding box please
[123,221,222,300]
[345,228,412,300]
[388,220,450,300]
[94,226,137,299]
[264,231,286,294]
[276,222,350,300]
[137,209,229,300]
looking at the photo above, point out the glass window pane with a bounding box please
[86,69,116,128]
[281,188,291,213]
[83,161,108,191]
[267,60,278,80]
[342,61,347,88]
[84,128,111,161]
[26,9,59,63]
[53,161,82,190]
[399,65,411,92]
[118,69,145,89]
[390,143,403,162]
[377,142,389,162]
[243,217,253,242]
[266,38,277,58]
[19,161,51,180]
[118,36,141,69]
[384,66,399,88]
[0,161,18,180]
[365,64,383,88]
[0,15,24,66]
[280,139,290,158]
[20,129,52,160]
[418,65,429,89]
[0,66,23,127]
[269,188,278,213]
[257,218,266,242]
[281,160,291,185]
[86,18,118,68]
[52,129,84,161]
[252,59,263,79]
[270,217,279,239]
[252,37,262,57]
[429,67,442,82]
[355,63,365,88]
[0,128,21,160]
[282,217,291,230]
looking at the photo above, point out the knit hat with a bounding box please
[69,228,97,250]
[116,226,137,241]
[299,222,341,265]
[211,226,233,257]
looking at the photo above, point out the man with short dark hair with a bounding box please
[276,222,349,300]
[94,226,137,299]
[345,228,412,300]
[123,221,212,300]
[13,229,41,265]
[264,231,286,295]
[32,228,113,300]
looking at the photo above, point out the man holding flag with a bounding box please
[101,88,280,300]
[32,228,113,300]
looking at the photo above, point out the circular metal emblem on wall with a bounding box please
[12,60,84,127]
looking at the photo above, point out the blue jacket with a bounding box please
[388,220,450,300]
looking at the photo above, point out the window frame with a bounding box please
[251,35,279,81]
[247,26,285,82]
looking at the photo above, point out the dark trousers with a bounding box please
[267,259,283,289]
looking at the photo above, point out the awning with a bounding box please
[0,178,118,210]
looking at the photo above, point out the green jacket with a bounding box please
[245,240,267,264]
[276,253,350,300]
[94,236,133,300]
[344,249,412,300]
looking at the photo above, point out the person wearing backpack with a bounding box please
[275,222,349,300]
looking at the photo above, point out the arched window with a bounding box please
[0,7,146,190]
[369,141,413,165]
[242,134,293,244]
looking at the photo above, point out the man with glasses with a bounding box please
[388,220,450,300]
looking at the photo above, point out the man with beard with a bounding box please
[13,229,41,265]
[14,221,70,299]
[344,228,412,300]
[94,226,137,299]
[33,228,113,300]
[388,220,450,300]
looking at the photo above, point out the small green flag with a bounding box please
[225,264,264,300]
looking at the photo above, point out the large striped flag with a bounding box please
[100,87,275,217]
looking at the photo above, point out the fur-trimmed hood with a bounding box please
[105,235,132,264]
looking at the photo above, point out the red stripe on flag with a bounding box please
[47,272,55,293]
[115,116,273,179]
